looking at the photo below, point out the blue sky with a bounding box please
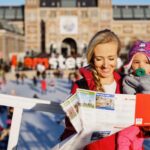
[0,0,150,5]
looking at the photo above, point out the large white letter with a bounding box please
[76,57,82,68]
[82,57,88,67]
[58,55,66,69]
[49,58,58,69]
[66,57,76,69]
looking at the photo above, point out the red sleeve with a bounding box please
[71,82,79,94]
[84,133,117,150]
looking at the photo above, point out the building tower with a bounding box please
[98,0,112,29]
[25,0,40,52]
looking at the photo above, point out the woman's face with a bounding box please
[131,52,150,74]
[93,41,118,79]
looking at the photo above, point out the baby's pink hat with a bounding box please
[124,41,150,71]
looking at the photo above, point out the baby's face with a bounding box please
[131,52,150,74]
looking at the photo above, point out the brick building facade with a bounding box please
[0,0,150,60]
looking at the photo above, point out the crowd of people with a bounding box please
[0,61,73,149]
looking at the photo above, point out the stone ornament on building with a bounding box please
[60,16,78,34]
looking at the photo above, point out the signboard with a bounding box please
[60,16,78,34]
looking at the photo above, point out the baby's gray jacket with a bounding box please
[123,74,150,94]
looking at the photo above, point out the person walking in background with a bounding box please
[0,66,6,87]
[36,70,40,79]
[117,41,150,150]
[20,73,26,85]
[37,63,45,79]
[68,72,79,86]
[41,77,47,94]
[33,76,38,87]
[33,94,39,99]
[15,72,20,84]
[60,29,123,150]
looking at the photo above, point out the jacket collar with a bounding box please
[79,66,122,93]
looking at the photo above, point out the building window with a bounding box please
[0,8,4,19]
[80,0,98,7]
[122,7,133,19]
[5,7,15,20]
[40,0,57,7]
[145,7,150,19]
[113,7,122,19]
[51,2,55,6]
[82,1,86,6]
[133,7,144,19]
[42,2,46,6]
[61,0,76,7]
[16,7,23,20]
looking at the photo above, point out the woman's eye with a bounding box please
[109,58,115,61]
[96,59,101,61]
[95,57,102,61]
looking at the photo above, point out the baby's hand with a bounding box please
[123,75,140,94]
[123,75,140,87]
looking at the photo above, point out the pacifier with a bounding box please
[135,68,146,77]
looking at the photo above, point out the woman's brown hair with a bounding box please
[86,29,121,92]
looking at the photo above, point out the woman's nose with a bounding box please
[102,59,109,67]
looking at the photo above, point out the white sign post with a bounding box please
[0,94,50,150]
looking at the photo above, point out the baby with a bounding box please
[118,41,150,150]
[123,41,150,94]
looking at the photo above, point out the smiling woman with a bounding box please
[60,29,123,150]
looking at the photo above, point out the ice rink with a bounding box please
[0,76,72,149]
